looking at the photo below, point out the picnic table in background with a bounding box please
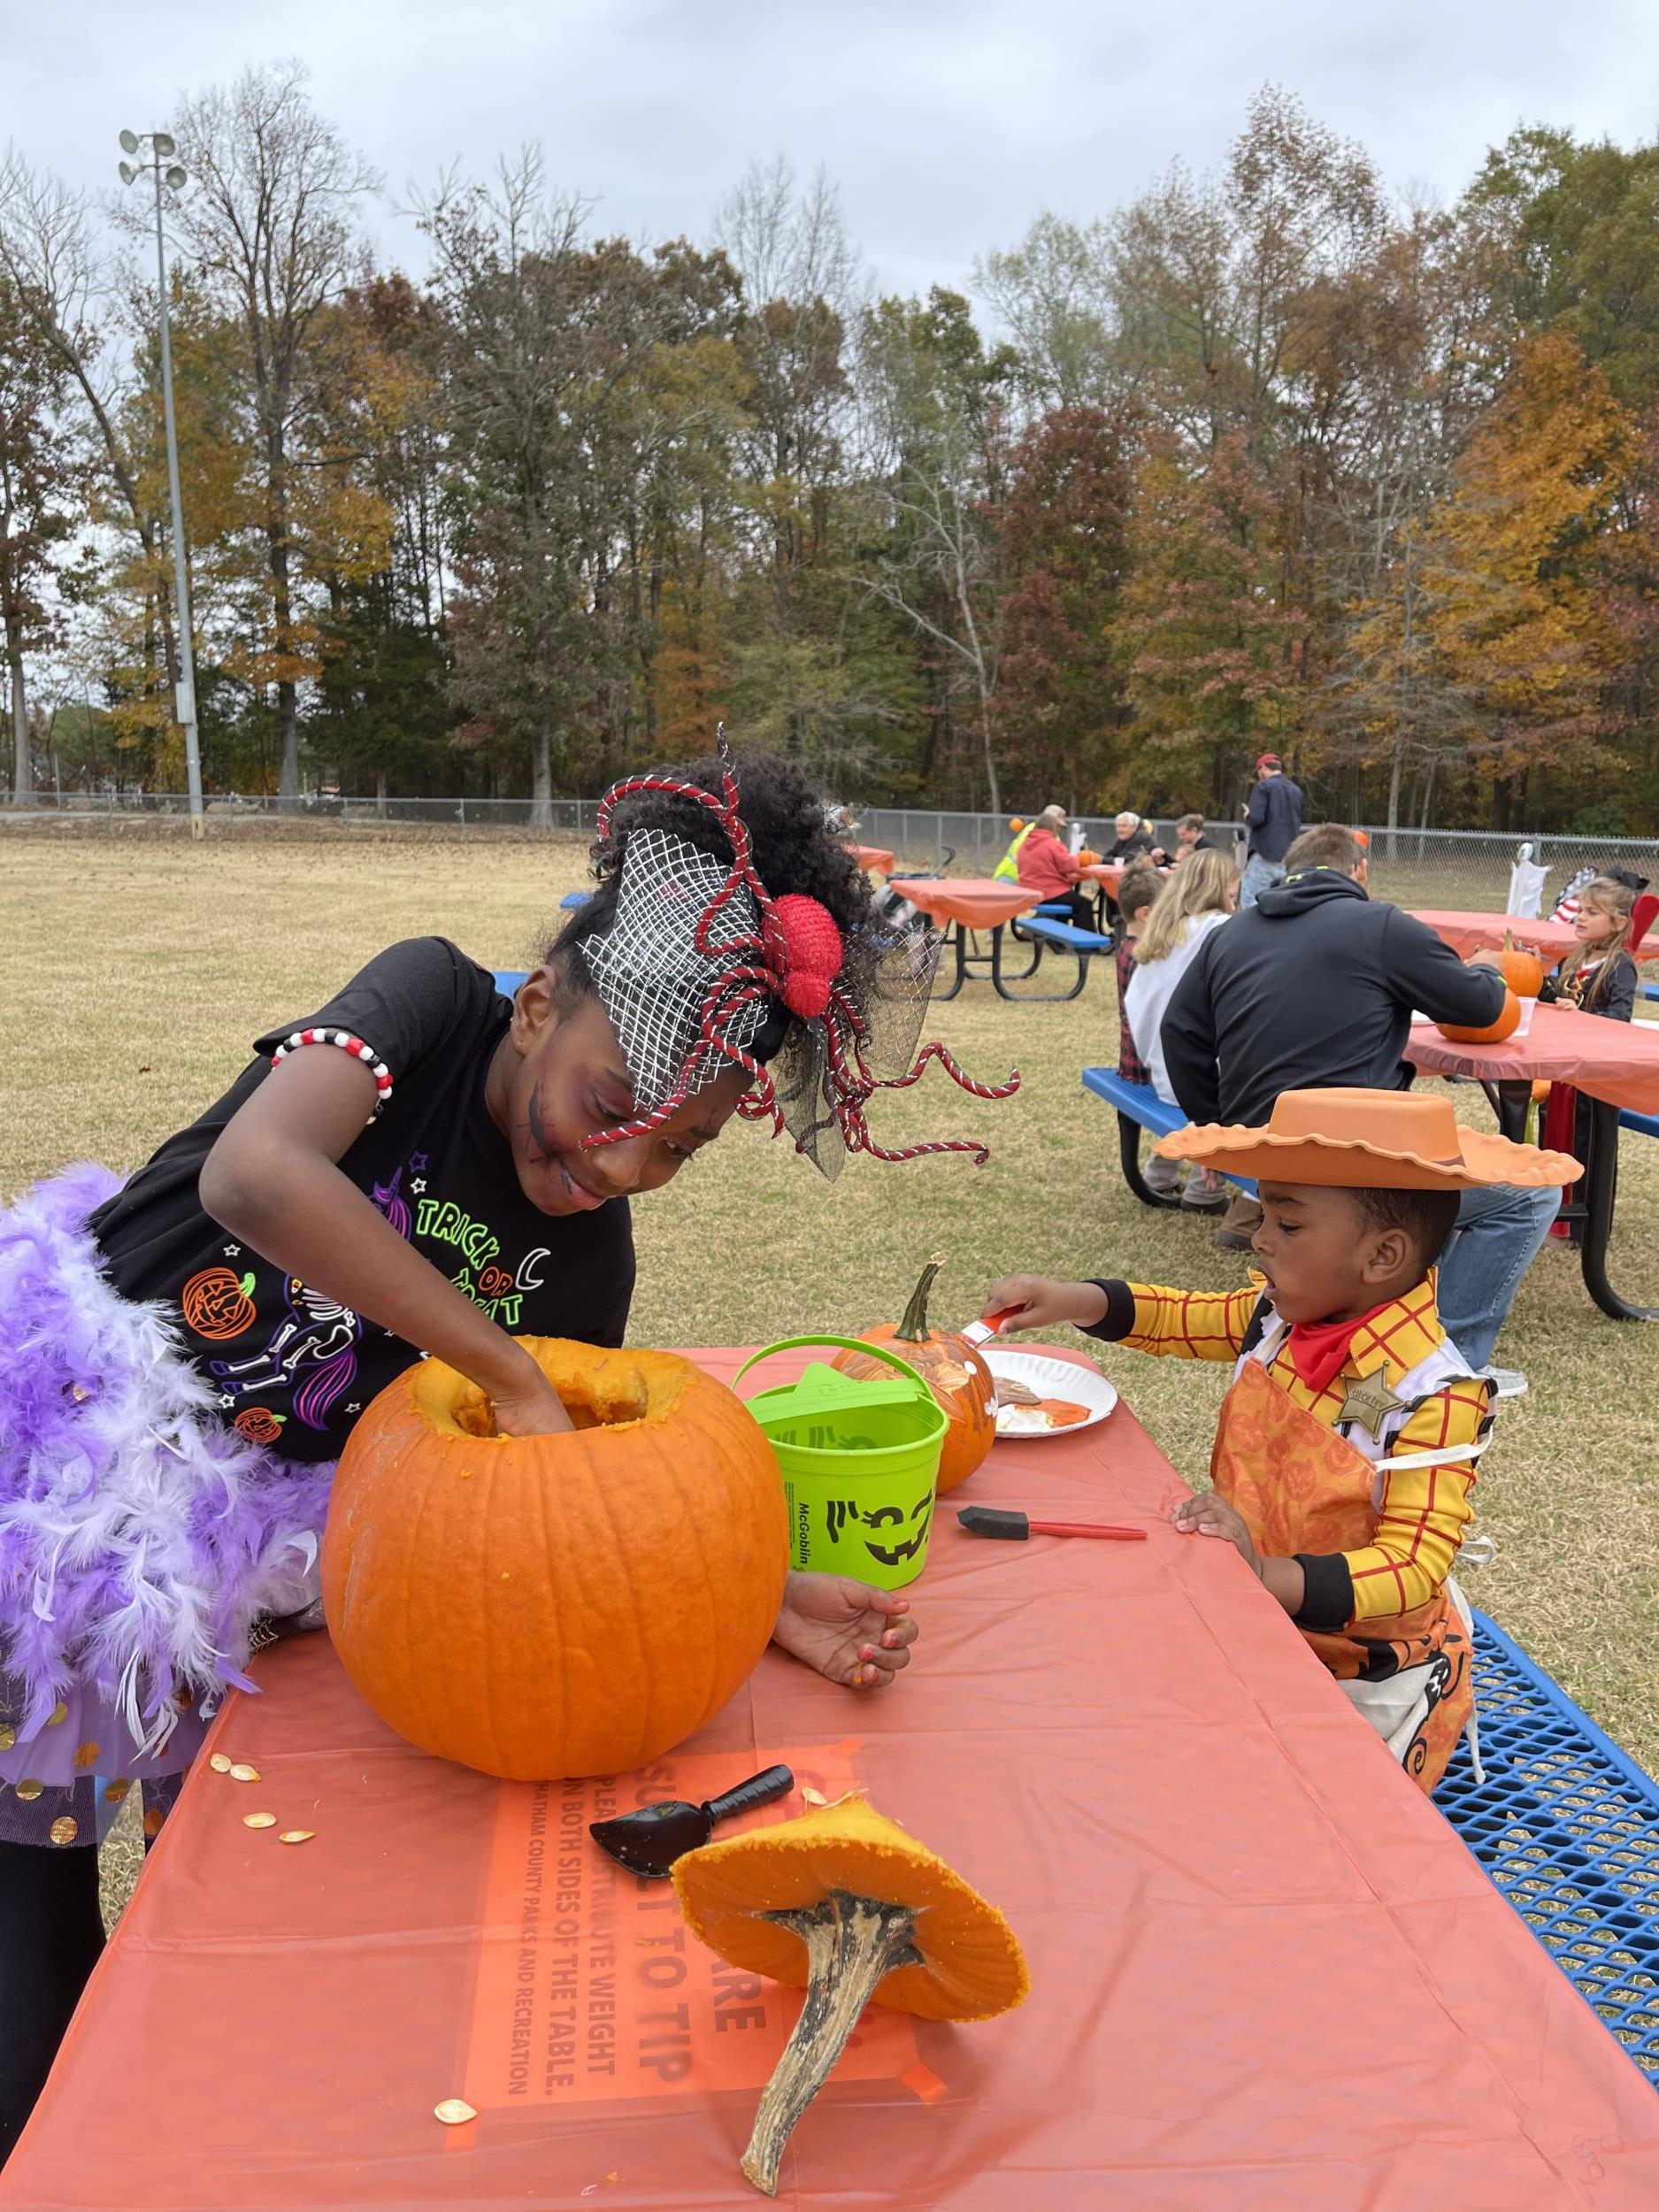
[846,843,895,875]
[895,877,1041,998]
[9,1342,1658,2211]
[1080,857,1177,933]
[1408,1002,1659,1321]
[1412,906,1659,966]
[1078,859,1124,932]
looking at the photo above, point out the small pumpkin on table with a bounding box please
[833,1260,996,1494]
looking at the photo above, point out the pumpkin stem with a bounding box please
[896,1258,945,1345]
[740,1891,919,2195]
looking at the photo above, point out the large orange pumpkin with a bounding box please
[1437,988,1521,1045]
[1494,933,1545,999]
[321,1338,789,1781]
[833,1263,996,1494]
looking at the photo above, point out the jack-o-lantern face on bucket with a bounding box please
[825,1490,935,1568]
[861,1494,934,1567]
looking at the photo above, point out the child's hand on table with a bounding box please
[1172,1494,1307,1614]
[982,1275,1108,1335]
[1172,1491,1258,1565]
[772,1574,918,1690]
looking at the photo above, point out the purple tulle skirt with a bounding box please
[0,1167,333,1843]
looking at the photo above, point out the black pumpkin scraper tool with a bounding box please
[588,1764,795,1878]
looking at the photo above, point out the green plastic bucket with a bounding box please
[736,1336,949,1589]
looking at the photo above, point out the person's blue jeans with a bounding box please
[1435,1181,1560,1371]
[1240,853,1286,909]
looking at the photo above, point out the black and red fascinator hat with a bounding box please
[577,736,1018,1177]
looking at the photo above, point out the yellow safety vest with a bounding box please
[993,826,1034,882]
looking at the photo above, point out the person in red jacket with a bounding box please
[1015,805,1092,928]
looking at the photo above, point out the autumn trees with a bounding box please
[7,70,1659,830]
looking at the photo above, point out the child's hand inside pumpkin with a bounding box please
[772,1573,918,1690]
[490,1361,576,1437]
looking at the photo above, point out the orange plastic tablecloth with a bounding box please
[894,877,1037,929]
[1413,908,1590,962]
[1408,999,1659,1116]
[1079,861,1125,898]
[846,844,895,874]
[8,1347,1658,2210]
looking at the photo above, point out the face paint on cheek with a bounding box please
[525,1079,555,1162]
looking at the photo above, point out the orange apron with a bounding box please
[1210,1357,1474,1793]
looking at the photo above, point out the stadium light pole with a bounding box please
[119,129,203,835]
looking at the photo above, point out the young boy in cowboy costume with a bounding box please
[987,1088,1579,1791]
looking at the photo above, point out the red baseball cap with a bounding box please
[1256,752,1282,772]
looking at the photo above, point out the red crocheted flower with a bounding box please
[770,894,843,1019]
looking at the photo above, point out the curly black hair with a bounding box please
[547,751,872,1063]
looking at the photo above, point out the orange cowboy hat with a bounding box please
[1153,1087,1582,1192]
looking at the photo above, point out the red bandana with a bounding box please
[1285,1302,1393,1397]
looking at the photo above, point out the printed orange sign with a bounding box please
[457,1744,929,2116]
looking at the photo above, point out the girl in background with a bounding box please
[1125,849,1239,1212]
[1537,875,1638,1233]
[1540,876,1637,1024]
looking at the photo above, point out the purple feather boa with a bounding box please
[0,1166,333,1752]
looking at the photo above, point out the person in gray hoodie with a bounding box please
[1161,823,1557,1384]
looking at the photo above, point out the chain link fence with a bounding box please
[4,791,1655,916]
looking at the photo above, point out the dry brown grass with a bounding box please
[1,834,1654,1924]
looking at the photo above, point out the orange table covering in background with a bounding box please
[1079,860,1126,899]
[845,843,895,874]
[895,877,1036,930]
[8,1347,1658,2210]
[1413,908,1595,963]
[1407,999,1659,1116]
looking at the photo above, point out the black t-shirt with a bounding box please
[90,939,635,1462]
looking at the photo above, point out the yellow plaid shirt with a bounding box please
[1119,1276,1486,1622]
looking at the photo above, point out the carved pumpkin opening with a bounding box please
[411,1352,675,1442]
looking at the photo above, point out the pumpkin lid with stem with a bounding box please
[673,1792,1028,2024]
[676,1795,1027,2194]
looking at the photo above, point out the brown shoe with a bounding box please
[1215,1190,1263,1252]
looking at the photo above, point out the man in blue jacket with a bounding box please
[1161,823,1557,1386]
[1240,753,1303,907]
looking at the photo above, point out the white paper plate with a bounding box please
[985,1349,1118,1440]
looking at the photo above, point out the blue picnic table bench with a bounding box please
[1442,1614,1659,2085]
[1080,1065,1258,1206]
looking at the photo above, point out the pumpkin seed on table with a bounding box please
[209,1752,233,1773]
[279,1830,315,1845]
[434,2098,477,2126]
[228,1763,261,1783]
[242,1812,278,1830]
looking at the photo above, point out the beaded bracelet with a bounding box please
[271,1028,393,1125]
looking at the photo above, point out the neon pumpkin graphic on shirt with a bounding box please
[205,1164,416,1432]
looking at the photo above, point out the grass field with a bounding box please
[1,830,1655,1924]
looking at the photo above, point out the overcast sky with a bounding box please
[12,1,1659,296]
